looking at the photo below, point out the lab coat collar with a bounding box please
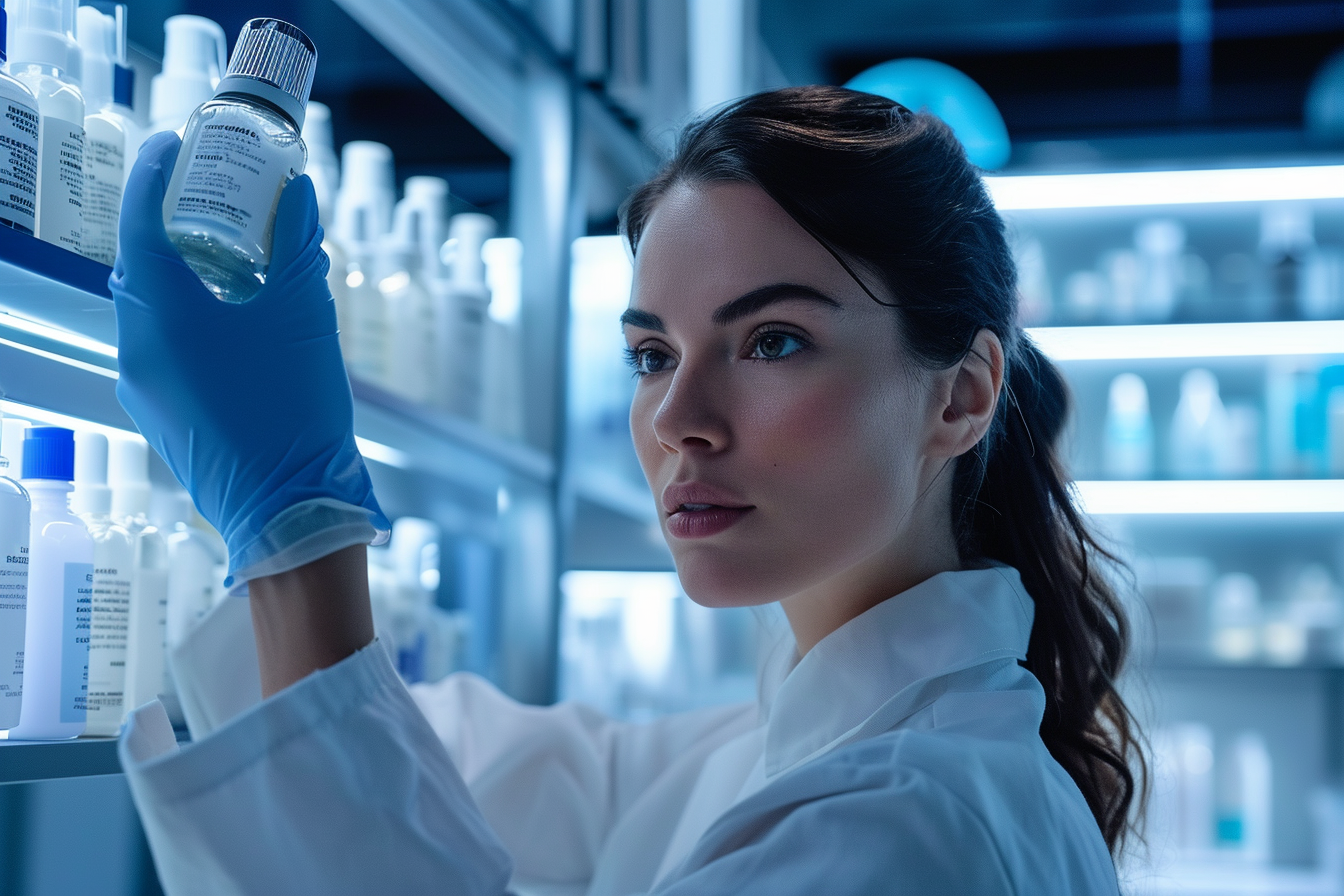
[762,565,1034,778]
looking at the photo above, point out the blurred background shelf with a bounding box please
[0,738,122,785]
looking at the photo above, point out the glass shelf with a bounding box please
[0,737,122,784]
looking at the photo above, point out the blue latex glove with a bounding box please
[111,131,390,591]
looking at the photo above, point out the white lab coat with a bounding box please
[119,566,1119,895]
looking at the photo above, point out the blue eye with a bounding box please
[750,331,807,362]
[623,346,674,378]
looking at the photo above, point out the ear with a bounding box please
[926,329,1004,460]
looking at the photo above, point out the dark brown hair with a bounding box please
[621,86,1144,853]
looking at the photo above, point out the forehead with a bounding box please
[630,181,867,312]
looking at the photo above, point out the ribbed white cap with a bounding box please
[72,431,112,516]
[335,141,395,250]
[109,437,151,519]
[149,15,226,133]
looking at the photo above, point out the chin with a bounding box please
[670,548,787,609]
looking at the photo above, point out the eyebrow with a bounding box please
[619,283,841,333]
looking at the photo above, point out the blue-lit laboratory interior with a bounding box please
[2,0,1344,893]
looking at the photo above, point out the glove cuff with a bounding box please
[224,497,392,595]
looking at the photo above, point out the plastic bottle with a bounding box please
[0,0,40,236]
[482,236,524,438]
[1169,368,1230,478]
[1258,203,1314,321]
[380,202,436,404]
[75,5,128,266]
[9,0,84,253]
[100,2,139,183]
[1135,219,1185,323]
[0,411,30,729]
[1208,573,1260,663]
[109,438,168,715]
[1,418,28,477]
[1102,373,1155,479]
[162,18,316,304]
[300,102,350,336]
[9,427,92,739]
[444,214,497,421]
[160,490,220,653]
[147,15,225,136]
[401,177,454,407]
[334,140,395,383]
[1216,731,1272,863]
[71,432,131,736]
[385,517,441,683]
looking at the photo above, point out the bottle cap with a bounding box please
[447,213,497,292]
[0,417,28,474]
[1,0,9,65]
[335,141,395,250]
[214,17,316,129]
[76,6,115,111]
[72,431,112,515]
[149,15,226,133]
[22,426,75,482]
[108,437,151,518]
[8,0,81,83]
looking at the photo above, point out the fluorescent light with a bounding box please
[1075,480,1344,515]
[355,435,410,469]
[0,311,117,358]
[986,165,1344,210]
[0,399,141,438]
[1027,321,1344,361]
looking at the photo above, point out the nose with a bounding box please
[648,362,731,455]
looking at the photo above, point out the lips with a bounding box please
[661,482,753,517]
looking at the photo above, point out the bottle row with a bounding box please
[1140,557,1344,667]
[1013,206,1344,327]
[0,417,224,740]
[1096,362,1344,479]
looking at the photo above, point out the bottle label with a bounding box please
[60,561,93,722]
[36,117,84,253]
[85,548,131,730]
[0,97,39,235]
[164,108,300,264]
[0,497,29,727]
[82,130,124,266]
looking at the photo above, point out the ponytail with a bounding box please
[622,85,1145,853]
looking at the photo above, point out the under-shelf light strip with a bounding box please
[0,311,117,358]
[985,165,1344,210]
[1074,479,1344,515]
[1026,320,1344,362]
[0,399,141,440]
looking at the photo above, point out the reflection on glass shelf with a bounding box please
[1028,321,1344,362]
[1076,479,1344,515]
[986,165,1344,210]
[558,571,760,722]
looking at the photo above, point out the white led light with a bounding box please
[986,165,1344,210]
[354,435,410,469]
[1027,321,1344,361]
[0,399,141,439]
[1075,480,1344,515]
[0,311,117,358]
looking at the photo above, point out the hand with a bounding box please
[110,131,390,589]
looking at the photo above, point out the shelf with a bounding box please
[0,737,122,784]
[0,227,116,346]
[1028,321,1344,362]
[1075,479,1344,515]
[985,164,1344,210]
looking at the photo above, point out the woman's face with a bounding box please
[624,181,966,624]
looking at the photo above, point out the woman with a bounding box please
[111,86,1141,894]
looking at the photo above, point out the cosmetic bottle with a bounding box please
[334,140,394,383]
[1170,368,1231,478]
[0,411,30,730]
[380,202,436,404]
[0,0,39,236]
[72,432,131,736]
[162,18,316,303]
[75,5,128,266]
[9,427,91,739]
[160,490,219,653]
[1102,373,1155,479]
[300,101,349,336]
[400,177,454,407]
[147,15,224,136]
[444,213,497,421]
[481,236,524,439]
[109,439,169,715]
[1216,731,1272,863]
[9,0,83,253]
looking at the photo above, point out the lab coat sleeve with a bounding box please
[409,673,758,886]
[119,641,514,896]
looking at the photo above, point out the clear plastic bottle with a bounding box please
[109,439,170,715]
[9,0,84,253]
[0,411,30,730]
[162,18,316,303]
[72,432,132,736]
[75,5,128,266]
[9,427,92,740]
[0,0,40,236]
